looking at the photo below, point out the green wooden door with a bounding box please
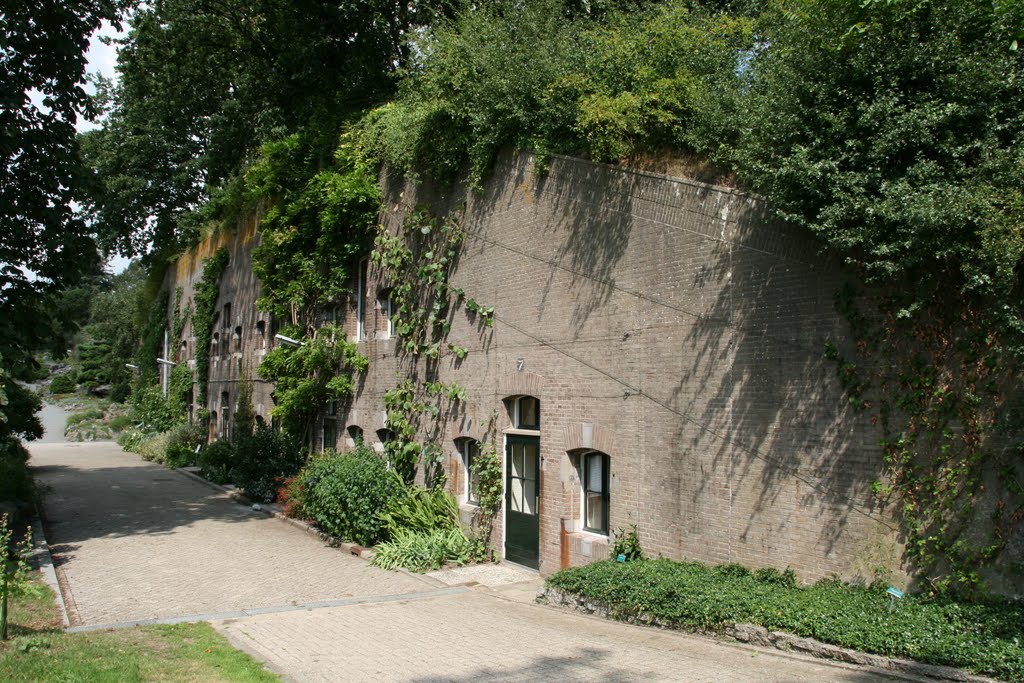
[505,435,540,569]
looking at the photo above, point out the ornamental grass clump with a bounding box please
[372,528,470,573]
[545,559,1024,681]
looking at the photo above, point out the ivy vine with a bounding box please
[193,247,229,406]
[257,323,368,445]
[372,205,496,488]
[468,412,503,562]
[827,286,1023,595]
[383,378,467,485]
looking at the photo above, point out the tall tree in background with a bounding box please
[0,0,130,441]
[83,0,460,256]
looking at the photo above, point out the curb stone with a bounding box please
[543,587,1003,683]
[28,509,71,628]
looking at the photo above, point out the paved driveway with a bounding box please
[31,440,905,682]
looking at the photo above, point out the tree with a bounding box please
[83,0,459,256]
[0,0,129,439]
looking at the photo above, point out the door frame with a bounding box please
[502,432,541,569]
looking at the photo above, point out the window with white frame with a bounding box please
[356,258,367,341]
[456,438,481,506]
[377,289,394,339]
[581,451,610,535]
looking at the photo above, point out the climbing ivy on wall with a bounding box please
[250,133,380,332]
[257,323,368,444]
[135,287,170,383]
[828,286,1023,595]
[193,247,229,406]
[372,205,496,485]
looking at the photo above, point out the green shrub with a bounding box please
[164,422,206,469]
[0,439,33,503]
[49,374,76,394]
[546,559,1024,681]
[372,528,470,573]
[300,446,403,546]
[231,425,305,503]
[378,478,460,537]
[107,415,135,432]
[610,524,642,561]
[65,408,104,429]
[128,383,173,432]
[116,426,147,452]
[137,431,171,464]
[198,440,235,485]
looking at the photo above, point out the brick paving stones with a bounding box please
[33,440,905,682]
[31,442,431,626]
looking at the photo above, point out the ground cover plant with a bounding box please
[0,576,279,682]
[545,559,1024,681]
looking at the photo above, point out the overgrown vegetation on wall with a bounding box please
[192,247,229,406]
[64,0,1024,592]
[249,135,380,331]
[257,323,368,443]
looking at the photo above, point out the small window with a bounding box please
[223,302,232,329]
[356,258,367,341]
[234,326,242,353]
[322,418,337,453]
[457,439,481,506]
[378,289,394,339]
[346,425,364,449]
[212,332,220,358]
[326,400,338,417]
[515,396,540,430]
[582,452,610,535]
[220,391,231,440]
[256,320,266,349]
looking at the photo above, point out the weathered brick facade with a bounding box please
[165,150,906,584]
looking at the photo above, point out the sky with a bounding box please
[84,22,133,274]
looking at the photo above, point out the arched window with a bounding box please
[513,395,540,430]
[346,425,364,449]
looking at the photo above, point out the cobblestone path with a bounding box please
[32,441,903,682]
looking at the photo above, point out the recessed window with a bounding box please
[514,396,540,430]
[582,451,610,535]
[346,425,364,449]
[220,391,231,440]
[212,332,220,358]
[322,417,337,453]
[457,439,481,506]
[223,302,232,329]
[356,258,367,341]
[378,289,394,339]
[234,326,242,353]
[256,320,266,349]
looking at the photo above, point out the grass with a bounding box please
[1,578,280,682]
[546,558,1024,681]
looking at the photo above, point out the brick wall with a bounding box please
[166,150,906,585]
